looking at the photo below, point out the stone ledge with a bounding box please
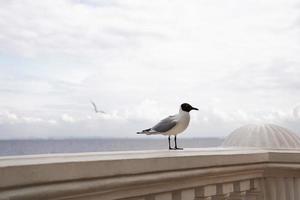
[0,148,269,188]
[1,148,300,200]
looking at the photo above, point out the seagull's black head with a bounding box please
[181,103,199,112]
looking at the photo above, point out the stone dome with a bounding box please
[222,124,300,149]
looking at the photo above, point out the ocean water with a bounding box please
[0,138,223,156]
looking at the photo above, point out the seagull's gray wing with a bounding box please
[152,115,177,132]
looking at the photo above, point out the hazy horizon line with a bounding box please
[0,136,225,141]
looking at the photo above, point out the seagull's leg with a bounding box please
[168,136,174,150]
[168,136,172,150]
[175,135,183,150]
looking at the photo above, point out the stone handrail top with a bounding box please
[1,148,300,200]
[1,148,300,167]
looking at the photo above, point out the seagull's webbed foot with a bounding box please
[169,147,176,150]
[175,147,184,150]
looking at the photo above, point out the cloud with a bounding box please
[224,59,300,91]
[61,114,76,123]
[1,100,300,139]
[0,0,168,59]
[0,111,57,126]
[6,112,18,120]
[1,0,300,138]
[71,0,120,8]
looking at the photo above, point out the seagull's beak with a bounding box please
[192,107,199,111]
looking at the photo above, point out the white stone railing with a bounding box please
[1,148,300,200]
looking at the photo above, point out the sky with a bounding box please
[0,0,300,139]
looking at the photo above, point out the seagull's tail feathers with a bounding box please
[136,128,159,135]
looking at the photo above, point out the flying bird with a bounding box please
[137,103,198,150]
[90,101,105,114]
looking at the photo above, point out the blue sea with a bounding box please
[0,138,223,156]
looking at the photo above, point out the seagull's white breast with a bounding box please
[165,112,190,136]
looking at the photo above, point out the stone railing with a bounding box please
[1,148,300,200]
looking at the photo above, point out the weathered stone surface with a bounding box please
[1,149,300,200]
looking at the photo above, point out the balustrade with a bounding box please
[0,149,300,200]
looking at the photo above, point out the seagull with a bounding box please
[90,100,105,114]
[137,103,198,150]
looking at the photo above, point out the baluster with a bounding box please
[285,177,295,200]
[294,178,300,200]
[266,177,277,200]
[172,190,181,200]
[154,192,172,200]
[195,187,207,200]
[181,189,195,200]
[227,182,244,200]
[276,177,286,200]
[195,185,216,200]
[145,195,155,200]
[210,184,227,200]
[244,179,263,200]
[222,182,234,200]
[259,178,267,200]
